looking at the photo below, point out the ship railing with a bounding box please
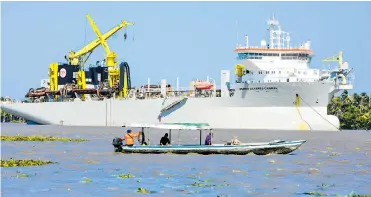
[235,45,310,51]
[334,72,355,90]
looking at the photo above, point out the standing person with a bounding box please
[160,133,171,146]
[121,129,140,146]
[205,132,212,145]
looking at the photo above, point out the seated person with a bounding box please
[205,132,212,145]
[160,133,171,146]
[225,136,241,145]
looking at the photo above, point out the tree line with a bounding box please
[1,97,25,123]
[327,90,370,130]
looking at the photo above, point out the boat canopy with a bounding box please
[122,122,212,130]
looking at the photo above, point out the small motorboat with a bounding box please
[112,123,306,155]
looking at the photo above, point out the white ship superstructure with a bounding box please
[236,17,319,84]
[1,17,354,131]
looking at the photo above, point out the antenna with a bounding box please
[236,20,239,42]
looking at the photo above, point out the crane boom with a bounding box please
[85,14,134,98]
[68,15,134,66]
[322,51,343,69]
[86,14,117,67]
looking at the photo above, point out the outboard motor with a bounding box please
[112,137,123,152]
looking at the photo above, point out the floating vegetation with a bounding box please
[302,191,327,196]
[137,187,148,194]
[136,187,156,194]
[112,172,135,179]
[345,194,371,197]
[1,135,87,142]
[17,173,29,178]
[81,177,91,183]
[1,158,56,167]
[316,183,335,190]
[189,180,229,188]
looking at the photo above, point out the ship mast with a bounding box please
[267,16,290,49]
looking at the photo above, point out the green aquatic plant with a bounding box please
[136,187,156,194]
[1,158,56,167]
[316,183,335,190]
[189,180,229,188]
[343,191,371,197]
[302,191,327,196]
[81,177,91,183]
[1,135,87,142]
[112,172,135,179]
[16,173,29,178]
[137,187,148,194]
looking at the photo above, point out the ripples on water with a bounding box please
[1,123,371,197]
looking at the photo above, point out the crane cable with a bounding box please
[132,25,135,41]
[84,16,87,48]
[81,16,88,69]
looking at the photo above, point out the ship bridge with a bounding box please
[233,17,321,83]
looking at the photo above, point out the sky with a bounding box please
[1,1,371,100]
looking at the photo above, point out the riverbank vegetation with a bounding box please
[1,158,57,167]
[1,97,25,123]
[1,135,88,142]
[328,90,371,130]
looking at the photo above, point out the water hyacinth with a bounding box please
[1,158,57,167]
[111,172,135,179]
[1,135,87,142]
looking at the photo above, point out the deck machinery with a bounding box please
[26,14,134,101]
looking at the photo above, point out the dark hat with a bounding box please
[127,129,132,133]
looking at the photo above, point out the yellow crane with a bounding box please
[86,14,134,98]
[322,50,349,85]
[49,14,134,96]
[322,51,343,69]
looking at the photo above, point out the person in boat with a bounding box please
[160,133,171,146]
[205,132,212,145]
[121,129,141,146]
[225,136,241,145]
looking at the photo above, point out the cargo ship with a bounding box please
[1,17,354,131]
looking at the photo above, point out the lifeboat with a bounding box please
[194,81,213,90]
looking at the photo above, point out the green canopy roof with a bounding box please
[122,122,212,130]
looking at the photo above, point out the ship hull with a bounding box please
[1,81,340,131]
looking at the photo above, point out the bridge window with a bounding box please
[281,53,309,60]
[237,53,263,60]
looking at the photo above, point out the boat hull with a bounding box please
[117,140,306,155]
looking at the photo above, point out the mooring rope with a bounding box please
[298,95,340,131]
